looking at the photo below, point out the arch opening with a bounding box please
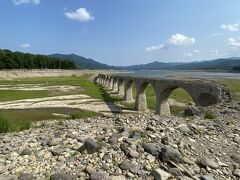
[156,86,194,116]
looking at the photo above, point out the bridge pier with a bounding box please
[123,79,134,101]
[112,78,118,92]
[108,78,113,89]
[135,80,148,112]
[117,78,124,95]
[155,93,171,116]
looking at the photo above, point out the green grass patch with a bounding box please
[0,90,49,102]
[0,113,31,133]
[214,79,240,100]
[170,105,186,116]
[204,111,216,119]
[0,108,101,133]
[0,110,64,122]
[70,111,99,119]
[0,76,113,102]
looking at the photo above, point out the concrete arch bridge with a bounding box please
[95,74,229,116]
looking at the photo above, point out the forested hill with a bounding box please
[232,66,240,71]
[49,54,117,70]
[0,49,76,69]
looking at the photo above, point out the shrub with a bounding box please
[204,111,216,119]
[0,113,31,133]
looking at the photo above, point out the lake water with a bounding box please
[116,70,240,80]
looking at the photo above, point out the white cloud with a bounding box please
[227,37,240,49]
[145,44,164,52]
[183,52,193,58]
[65,8,94,22]
[193,49,200,53]
[211,50,219,56]
[20,43,31,48]
[221,23,240,32]
[169,34,195,45]
[13,0,40,5]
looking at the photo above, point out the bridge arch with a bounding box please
[96,74,227,116]
[155,84,196,116]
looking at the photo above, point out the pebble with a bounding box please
[0,111,239,179]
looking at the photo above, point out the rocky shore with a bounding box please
[0,101,240,180]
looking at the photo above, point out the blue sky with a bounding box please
[1,0,240,65]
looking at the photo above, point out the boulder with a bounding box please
[142,143,161,156]
[78,138,100,154]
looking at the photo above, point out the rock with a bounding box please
[57,155,65,162]
[152,168,172,180]
[231,154,240,163]
[200,174,215,180]
[161,137,169,145]
[176,124,191,134]
[110,176,125,180]
[233,136,240,143]
[50,173,76,180]
[79,138,100,154]
[142,143,161,156]
[66,132,77,139]
[160,147,182,163]
[147,154,156,163]
[183,107,200,116]
[146,126,156,132]
[18,173,34,180]
[20,148,32,156]
[168,168,183,177]
[51,148,63,156]
[145,165,152,171]
[129,165,140,174]
[180,176,193,180]
[48,138,62,146]
[0,176,17,180]
[85,166,96,174]
[108,137,117,145]
[128,149,139,158]
[90,171,110,180]
[199,157,219,169]
[119,160,133,170]
[233,169,240,178]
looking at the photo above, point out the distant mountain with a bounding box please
[119,61,183,70]
[121,58,240,70]
[49,54,117,70]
